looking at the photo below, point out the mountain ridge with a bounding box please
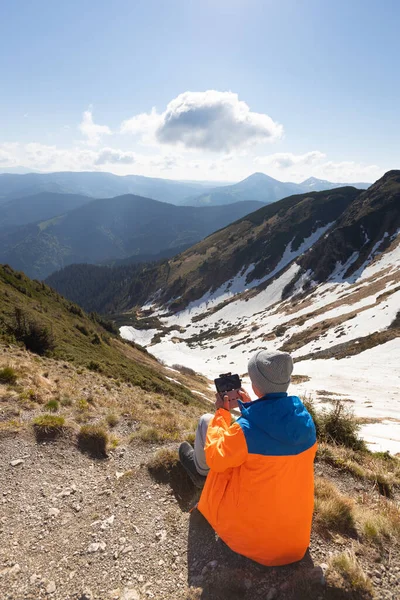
[0,195,264,279]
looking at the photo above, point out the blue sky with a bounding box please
[0,0,399,182]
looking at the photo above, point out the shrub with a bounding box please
[172,364,197,377]
[68,304,83,317]
[12,307,55,356]
[91,333,102,345]
[77,425,108,458]
[33,414,66,441]
[75,323,89,336]
[320,401,366,451]
[87,360,102,372]
[305,398,366,451]
[0,366,18,385]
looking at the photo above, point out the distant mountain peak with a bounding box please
[243,172,277,182]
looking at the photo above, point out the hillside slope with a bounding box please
[148,186,361,311]
[0,263,204,405]
[0,197,263,279]
[47,187,360,313]
[0,191,92,228]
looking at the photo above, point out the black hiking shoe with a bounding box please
[179,442,207,489]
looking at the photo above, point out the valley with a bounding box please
[117,171,400,454]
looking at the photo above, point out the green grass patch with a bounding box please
[0,366,18,385]
[44,399,59,412]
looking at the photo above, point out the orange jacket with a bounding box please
[198,393,317,566]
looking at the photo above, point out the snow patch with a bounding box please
[119,326,157,346]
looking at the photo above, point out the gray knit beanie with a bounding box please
[248,349,293,396]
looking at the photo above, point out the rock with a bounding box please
[310,566,326,586]
[101,515,115,529]
[78,591,93,600]
[121,588,140,600]
[244,578,252,590]
[266,588,277,600]
[46,580,56,594]
[30,573,38,584]
[87,542,106,553]
[8,564,21,576]
[155,529,167,542]
[10,459,24,467]
[207,560,218,569]
[48,507,60,518]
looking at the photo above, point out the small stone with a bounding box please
[244,578,252,589]
[10,459,24,467]
[121,588,140,600]
[155,529,167,542]
[78,591,93,600]
[48,507,60,518]
[266,588,277,600]
[30,573,38,584]
[88,543,100,553]
[101,515,115,529]
[8,564,21,576]
[46,580,56,594]
[207,560,218,569]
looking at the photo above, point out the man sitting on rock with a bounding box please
[179,349,317,567]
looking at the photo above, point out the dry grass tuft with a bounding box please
[148,448,180,478]
[105,412,119,428]
[314,477,356,537]
[326,551,374,599]
[317,442,400,498]
[356,497,400,545]
[33,414,66,441]
[132,410,190,443]
[77,424,108,458]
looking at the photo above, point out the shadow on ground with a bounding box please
[187,510,323,600]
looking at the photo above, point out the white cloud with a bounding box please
[78,109,111,146]
[254,151,383,183]
[95,148,136,165]
[256,151,326,169]
[121,90,283,152]
[0,141,386,184]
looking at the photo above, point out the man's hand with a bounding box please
[215,393,231,411]
[238,388,251,403]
